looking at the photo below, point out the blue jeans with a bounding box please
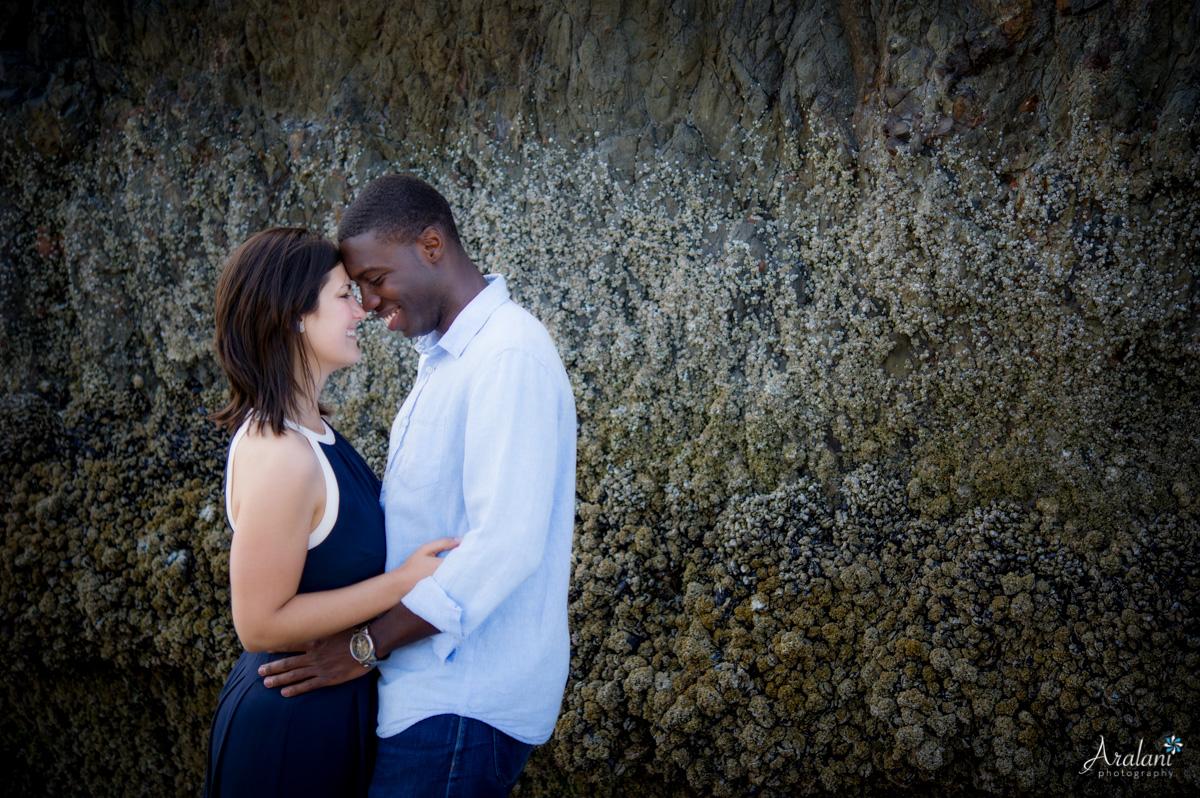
[368,714,533,797]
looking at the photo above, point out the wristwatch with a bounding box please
[350,624,384,668]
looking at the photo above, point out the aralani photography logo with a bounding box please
[1080,734,1183,780]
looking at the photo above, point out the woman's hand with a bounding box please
[395,537,461,594]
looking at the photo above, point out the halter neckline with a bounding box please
[284,417,335,444]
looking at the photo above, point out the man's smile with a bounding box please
[377,307,402,331]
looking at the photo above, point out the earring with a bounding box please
[298,321,305,333]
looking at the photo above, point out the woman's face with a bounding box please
[300,263,367,380]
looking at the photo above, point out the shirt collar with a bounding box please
[413,274,509,358]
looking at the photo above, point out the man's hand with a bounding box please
[259,628,368,697]
[260,602,438,697]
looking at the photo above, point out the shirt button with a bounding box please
[399,418,410,429]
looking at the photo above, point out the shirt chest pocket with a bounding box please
[394,415,445,489]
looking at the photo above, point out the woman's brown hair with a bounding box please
[211,228,339,435]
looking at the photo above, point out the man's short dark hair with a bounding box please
[337,174,461,246]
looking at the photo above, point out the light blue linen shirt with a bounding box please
[376,274,577,745]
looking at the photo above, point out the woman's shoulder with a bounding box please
[233,423,321,482]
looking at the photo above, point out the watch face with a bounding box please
[350,632,373,662]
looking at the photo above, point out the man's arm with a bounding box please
[259,604,437,696]
[398,347,563,658]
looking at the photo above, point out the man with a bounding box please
[259,174,577,797]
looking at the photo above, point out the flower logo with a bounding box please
[1164,736,1183,755]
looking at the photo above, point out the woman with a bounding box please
[204,228,455,797]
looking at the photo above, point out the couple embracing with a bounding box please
[204,175,577,797]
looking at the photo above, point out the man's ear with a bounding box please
[417,225,444,263]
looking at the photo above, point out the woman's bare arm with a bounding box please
[228,429,454,652]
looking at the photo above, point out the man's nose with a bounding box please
[359,288,380,311]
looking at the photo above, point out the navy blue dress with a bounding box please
[205,420,386,798]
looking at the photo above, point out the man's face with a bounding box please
[340,229,443,338]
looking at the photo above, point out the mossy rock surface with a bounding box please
[2,1,1198,795]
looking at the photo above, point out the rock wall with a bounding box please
[2,0,1198,795]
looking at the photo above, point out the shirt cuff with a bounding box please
[401,576,463,661]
